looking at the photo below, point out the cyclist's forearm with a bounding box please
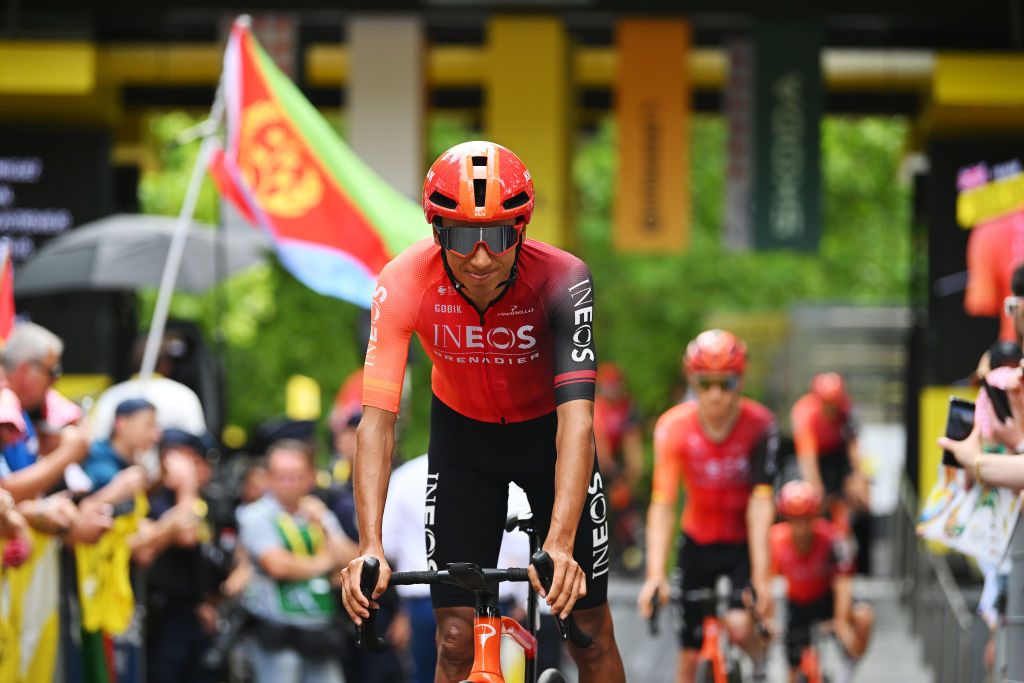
[746,493,774,587]
[796,452,823,490]
[645,502,675,580]
[832,575,853,623]
[548,403,594,548]
[354,407,396,553]
[847,438,863,470]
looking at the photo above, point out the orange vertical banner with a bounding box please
[614,20,691,253]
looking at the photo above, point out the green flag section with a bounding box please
[753,20,823,251]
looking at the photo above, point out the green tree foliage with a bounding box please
[138,110,909,454]
[575,115,910,416]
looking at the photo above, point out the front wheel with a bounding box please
[537,670,567,683]
[694,659,715,683]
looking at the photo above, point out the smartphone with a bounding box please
[943,397,975,468]
[981,378,1012,423]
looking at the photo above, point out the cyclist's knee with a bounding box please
[435,612,474,671]
[567,605,617,667]
[724,608,752,643]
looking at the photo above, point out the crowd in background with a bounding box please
[936,263,1024,673]
[0,314,892,683]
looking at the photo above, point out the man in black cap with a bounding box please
[135,429,230,683]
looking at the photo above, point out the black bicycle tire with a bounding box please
[694,659,715,683]
[726,659,742,683]
[537,669,567,683]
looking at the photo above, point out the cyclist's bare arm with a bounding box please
[341,406,397,622]
[638,501,674,617]
[639,410,681,617]
[540,398,594,618]
[832,573,854,625]
[747,489,774,606]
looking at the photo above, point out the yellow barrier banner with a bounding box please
[614,19,691,253]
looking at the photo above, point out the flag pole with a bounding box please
[139,83,226,382]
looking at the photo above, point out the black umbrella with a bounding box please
[14,213,268,295]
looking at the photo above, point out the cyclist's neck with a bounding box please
[697,405,740,443]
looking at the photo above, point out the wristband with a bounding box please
[974,455,984,485]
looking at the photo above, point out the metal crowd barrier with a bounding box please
[891,478,991,683]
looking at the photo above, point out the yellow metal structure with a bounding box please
[485,17,571,248]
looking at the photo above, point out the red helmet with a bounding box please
[811,372,850,409]
[777,480,822,518]
[596,362,625,387]
[683,329,747,374]
[423,141,535,227]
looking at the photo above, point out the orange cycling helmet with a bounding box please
[683,329,748,374]
[423,141,535,227]
[777,480,822,517]
[811,372,850,410]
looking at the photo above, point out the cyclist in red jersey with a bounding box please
[637,330,779,683]
[771,481,874,681]
[791,373,869,513]
[339,141,626,683]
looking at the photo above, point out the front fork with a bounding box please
[466,600,538,683]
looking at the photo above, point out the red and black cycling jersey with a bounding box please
[770,518,854,605]
[362,238,597,424]
[791,393,858,459]
[651,399,779,545]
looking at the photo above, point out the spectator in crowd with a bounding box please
[326,412,360,546]
[81,398,158,499]
[0,323,110,542]
[942,361,1024,490]
[0,487,30,556]
[139,428,229,683]
[240,458,269,506]
[238,440,356,683]
[91,334,207,443]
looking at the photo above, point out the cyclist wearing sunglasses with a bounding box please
[772,480,873,682]
[638,329,778,683]
[791,373,869,516]
[340,141,626,683]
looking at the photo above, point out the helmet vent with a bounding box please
[471,156,487,167]
[429,191,457,210]
[473,178,487,208]
[502,191,529,210]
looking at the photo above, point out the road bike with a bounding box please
[356,512,590,683]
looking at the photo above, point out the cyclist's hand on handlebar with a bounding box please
[750,580,775,620]
[530,544,586,619]
[636,577,670,619]
[340,553,391,625]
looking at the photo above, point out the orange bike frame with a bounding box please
[696,614,729,683]
[464,615,538,683]
[798,644,824,683]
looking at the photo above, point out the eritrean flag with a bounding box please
[209,17,423,307]
[0,241,14,341]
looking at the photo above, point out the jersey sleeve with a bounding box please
[651,413,683,505]
[547,259,597,404]
[750,420,781,488]
[362,261,419,414]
